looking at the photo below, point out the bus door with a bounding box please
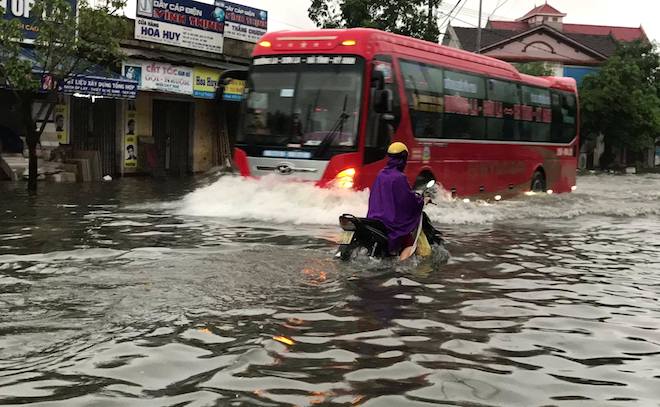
[361,56,401,188]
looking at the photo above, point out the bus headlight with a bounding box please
[335,168,356,189]
[571,185,577,191]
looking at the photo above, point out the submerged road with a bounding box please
[1,174,659,405]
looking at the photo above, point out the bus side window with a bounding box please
[521,86,551,142]
[486,79,519,141]
[551,92,563,142]
[364,56,401,164]
[443,70,486,140]
[561,93,577,143]
[400,60,444,140]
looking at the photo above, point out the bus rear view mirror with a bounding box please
[371,69,385,90]
[373,89,393,114]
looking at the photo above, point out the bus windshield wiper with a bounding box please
[314,95,349,158]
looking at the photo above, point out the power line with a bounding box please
[439,0,465,35]
[440,0,468,42]
[489,0,512,20]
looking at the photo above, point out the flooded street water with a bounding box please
[1,174,659,406]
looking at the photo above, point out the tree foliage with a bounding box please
[514,61,554,77]
[0,0,128,191]
[308,0,442,42]
[579,40,660,166]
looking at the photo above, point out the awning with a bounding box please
[19,47,138,99]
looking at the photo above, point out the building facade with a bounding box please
[1,0,262,182]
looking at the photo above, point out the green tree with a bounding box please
[579,40,660,169]
[514,61,554,76]
[0,0,128,192]
[308,0,442,42]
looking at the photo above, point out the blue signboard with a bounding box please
[1,0,77,42]
[216,0,267,43]
[61,75,138,99]
[563,66,599,85]
[135,0,225,53]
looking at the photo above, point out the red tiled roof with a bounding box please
[488,21,529,31]
[563,24,647,42]
[518,3,566,20]
[486,19,646,42]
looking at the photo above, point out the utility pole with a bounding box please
[475,0,483,53]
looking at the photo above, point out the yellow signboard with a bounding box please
[223,79,246,101]
[193,67,221,99]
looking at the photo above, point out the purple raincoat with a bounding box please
[366,155,424,253]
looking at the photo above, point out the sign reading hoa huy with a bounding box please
[1,0,77,42]
[135,0,224,54]
[215,0,267,43]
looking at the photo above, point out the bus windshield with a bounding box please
[239,56,364,150]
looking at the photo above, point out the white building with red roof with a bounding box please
[443,2,648,84]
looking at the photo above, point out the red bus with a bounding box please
[233,28,578,197]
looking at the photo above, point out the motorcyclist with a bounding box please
[366,142,426,255]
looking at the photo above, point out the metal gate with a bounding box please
[152,99,191,176]
[70,98,117,176]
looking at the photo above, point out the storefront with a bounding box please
[120,59,245,176]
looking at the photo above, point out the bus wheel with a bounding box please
[530,170,546,192]
[415,172,435,191]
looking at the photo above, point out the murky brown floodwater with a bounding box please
[1,174,659,406]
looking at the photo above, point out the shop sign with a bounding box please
[124,61,193,95]
[223,78,245,101]
[192,67,220,99]
[1,0,77,42]
[215,0,267,43]
[124,104,138,169]
[135,0,224,54]
[60,75,138,99]
[54,101,69,144]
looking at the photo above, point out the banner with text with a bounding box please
[54,102,69,144]
[135,0,224,53]
[124,104,138,169]
[192,67,220,98]
[223,78,245,101]
[215,0,267,43]
[1,0,77,42]
[60,75,138,99]
[123,60,193,95]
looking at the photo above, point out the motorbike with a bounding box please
[336,180,444,261]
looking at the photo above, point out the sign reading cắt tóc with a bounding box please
[123,60,193,95]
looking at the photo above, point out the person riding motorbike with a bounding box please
[366,142,430,255]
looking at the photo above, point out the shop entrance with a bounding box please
[152,100,191,176]
[70,98,117,176]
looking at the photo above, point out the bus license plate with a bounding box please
[339,231,354,244]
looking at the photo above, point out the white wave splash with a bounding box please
[176,175,369,225]
[175,174,660,225]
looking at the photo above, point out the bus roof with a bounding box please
[254,28,576,93]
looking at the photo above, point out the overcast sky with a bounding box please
[125,0,660,42]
